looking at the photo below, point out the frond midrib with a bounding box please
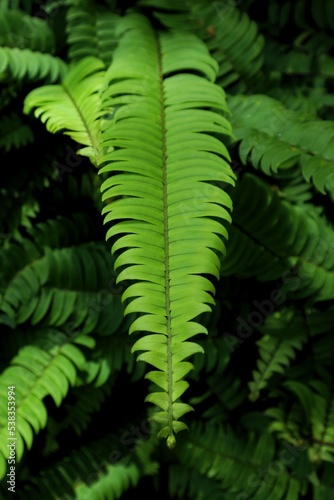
[157,38,173,436]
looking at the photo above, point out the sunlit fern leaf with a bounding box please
[0,112,33,151]
[24,56,105,164]
[66,0,120,65]
[0,329,91,480]
[99,13,235,447]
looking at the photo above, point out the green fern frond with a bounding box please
[0,328,91,480]
[0,8,55,52]
[0,241,120,331]
[192,337,231,376]
[0,46,67,82]
[24,13,236,446]
[229,94,334,198]
[56,383,112,436]
[196,2,265,93]
[268,372,334,464]
[99,14,235,447]
[231,174,334,303]
[189,373,246,425]
[66,0,120,65]
[176,422,301,500]
[24,56,105,163]
[249,333,305,401]
[221,223,288,281]
[0,112,33,151]
[169,465,225,500]
[20,435,141,499]
[293,0,334,32]
[307,374,334,463]
[140,0,265,93]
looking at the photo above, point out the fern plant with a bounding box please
[1,0,334,498]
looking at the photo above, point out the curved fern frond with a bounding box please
[221,223,288,281]
[176,422,301,500]
[231,174,334,303]
[268,371,334,464]
[195,2,265,93]
[0,328,91,480]
[66,0,120,65]
[24,56,105,163]
[0,112,33,151]
[99,14,235,447]
[0,234,123,333]
[249,333,305,402]
[0,47,67,82]
[229,94,334,198]
[140,0,265,93]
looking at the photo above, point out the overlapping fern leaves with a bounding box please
[2,0,334,497]
[24,13,236,446]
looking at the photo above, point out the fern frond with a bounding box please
[0,328,91,480]
[293,0,334,32]
[0,8,55,52]
[176,422,301,500]
[249,333,305,401]
[56,383,112,436]
[0,112,33,151]
[268,371,334,464]
[196,2,265,93]
[231,174,334,303]
[308,374,334,463]
[140,0,265,93]
[0,47,67,82]
[66,0,120,65]
[99,14,235,447]
[25,13,236,446]
[24,56,105,163]
[189,373,246,425]
[0,240,122,332]
[20,435,141,499]
[229,94,334,198]
[221,223,288,281]
[169,465,225,499]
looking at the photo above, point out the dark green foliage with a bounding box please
[0,0,334,498]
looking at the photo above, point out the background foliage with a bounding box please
[0,0,334,498]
